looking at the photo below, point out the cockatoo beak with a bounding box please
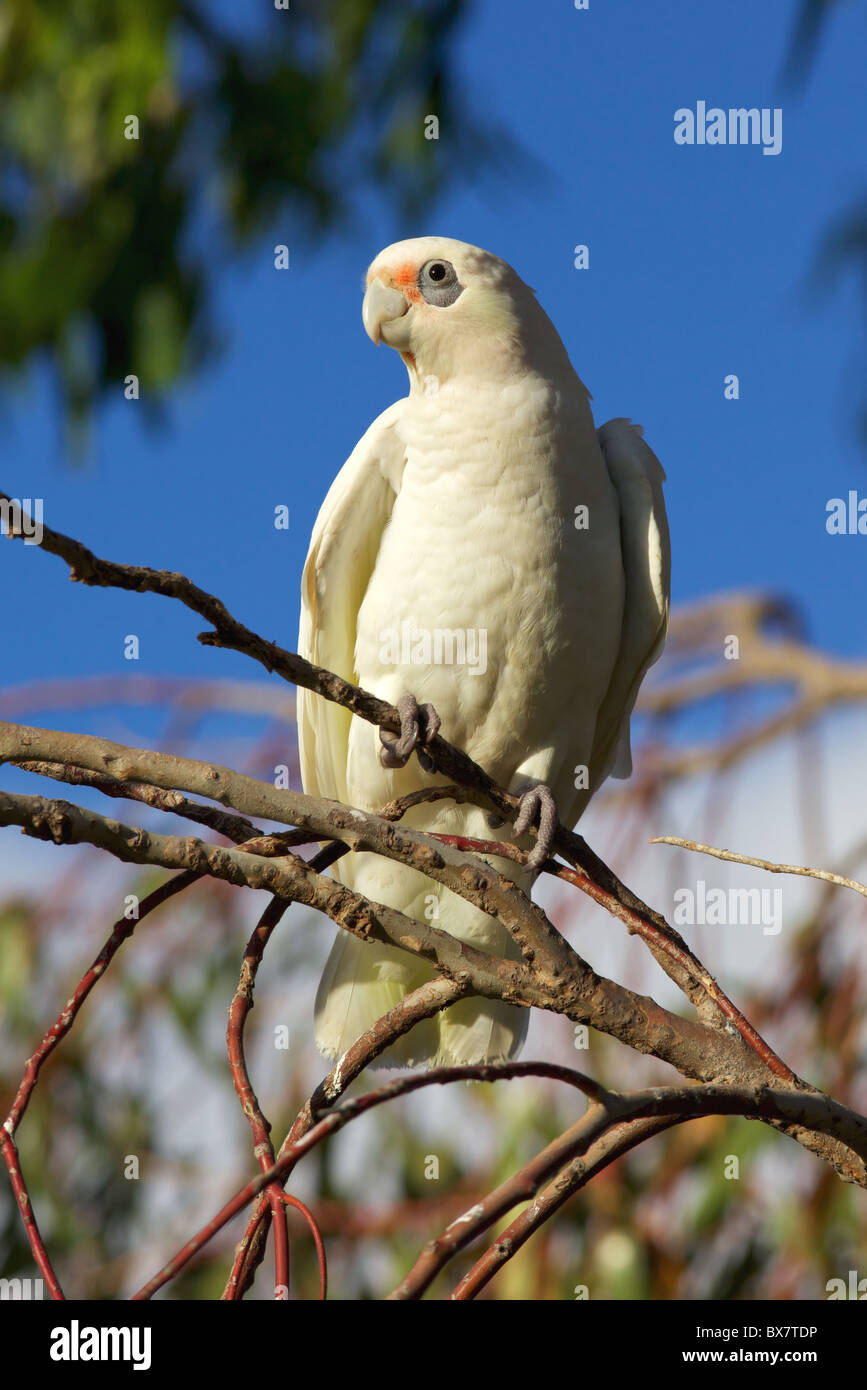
[362,277,410,346]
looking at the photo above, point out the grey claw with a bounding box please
[513,784,558,871]
[379,694,441,772]
[379,693,419,767]
[416,745,437,774]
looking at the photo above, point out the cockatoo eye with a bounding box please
[418,259,463,307]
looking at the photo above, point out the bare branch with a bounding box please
[651,835,867,901]
[3,870,197,1138]
[1,786,812,1096]
[223,975,470,1300]
[136,1073,867,1301]
[0,868,204,1303]
[5,515,867,1295]
[450,1115,679,1300]
[12,757,262,844]
[0,1130,65,1300]
[226,895,290,1298]
[7,723,798,1094]
[0,722,574,973]
[389,1079,867,1299]
[637,593,867,780]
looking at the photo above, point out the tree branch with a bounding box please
[1,785,815,1100]
[651,835,867,900]
[450,1115,679,1300]
[389,1079,867,1299]
[135,1072,867,1300]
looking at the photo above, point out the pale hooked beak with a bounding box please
[362,277,410,346]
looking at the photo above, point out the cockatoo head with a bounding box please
[362,236,572,386]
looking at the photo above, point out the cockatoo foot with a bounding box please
[379,693,441,773]
[513,783,559,870]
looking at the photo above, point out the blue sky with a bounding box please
[3,0,867,731]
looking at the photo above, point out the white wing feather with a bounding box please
[586,418,670,798]
[297,401,407,808]
[297,403,446,1063]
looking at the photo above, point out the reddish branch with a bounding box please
[0,825,218,1291]
[223,833,351,1302]
[134,1063,610,1299]
[449,1115,678,1299]
[3,873,196,1138]
[134,1071,867,1300]
[0,1130,65,1300]
[434,833,795,1082]
[281,1194,327,1300]
[226,895,291,1299]
[223,975,469,1299]
[0,870,200,1294]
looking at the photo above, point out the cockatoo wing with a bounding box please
[297,401,407,809]
[297,402,446,1064]
[576,417,670,818]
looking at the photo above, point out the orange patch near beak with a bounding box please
[391,262,422,303]
[392,262,417,287]
[366,261,421,302]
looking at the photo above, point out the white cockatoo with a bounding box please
[298,236,670,1067]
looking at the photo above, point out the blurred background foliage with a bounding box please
[783,0,867,441]
[0,0,506,442]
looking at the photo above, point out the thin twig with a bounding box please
[4,872,197,1138]
[449,1115,678,1299]
[650,835,867,901]
[136,1075,867,1301]
[0,1130,65,1300]
[226,896,290,1299]
[222,976,470,1299]
[281,1193,327,1300]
